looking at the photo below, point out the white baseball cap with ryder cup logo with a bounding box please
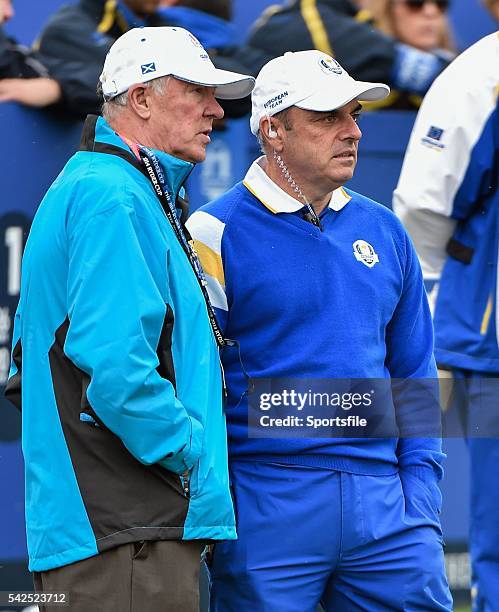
[250,50,390,135]
[100,26,255,100]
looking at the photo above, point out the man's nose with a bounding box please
[208,95,224,120]
[341,116,362,142]
[422,1,441,16]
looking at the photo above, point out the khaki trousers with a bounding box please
[34,540,205,612]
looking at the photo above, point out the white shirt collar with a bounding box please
[242,156,351,215]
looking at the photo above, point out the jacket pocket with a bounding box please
[156,304,176,389]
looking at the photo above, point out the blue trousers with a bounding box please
[209,461,452,611]
[450,371,499,612]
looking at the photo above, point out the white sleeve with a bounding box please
[397,208,455,280]
[393,33,498,279]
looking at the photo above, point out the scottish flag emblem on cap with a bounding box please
[141,62,156,75]
[99,27,254,101]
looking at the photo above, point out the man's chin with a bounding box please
[177,147,206,164]
[332,169,355,186]
[192,150,207,164]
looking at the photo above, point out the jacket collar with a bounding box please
[81,0,131,36]
[242,156,351,214]
[318,0,359,16]
[79,115,193,198]
[290,0,358,17]
[81,0,110,20]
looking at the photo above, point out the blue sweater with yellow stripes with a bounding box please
[187,158,444,487]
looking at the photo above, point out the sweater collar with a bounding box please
[243,156,351,214]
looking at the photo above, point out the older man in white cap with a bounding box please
[187,51,452,611]
[5,26,253,612]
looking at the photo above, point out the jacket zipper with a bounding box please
[180,472,190,497]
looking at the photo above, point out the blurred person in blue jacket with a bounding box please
[5,26,254,611]
[394,31,499,611]
[156,0,251,117]
[157,0,236,50]
[0,0,249,117]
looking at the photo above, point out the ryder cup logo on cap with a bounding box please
[250,50,390,135]
[99,26,254,101]
[319,57,343,75]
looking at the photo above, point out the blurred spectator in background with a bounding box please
[237,0,456,109]
[155,0,250,117]
[0,0,249,118]
[367,0,456,109]
[27,0,161,116]
[371,0,455,53]
[394,31,499,610]
[482,0,499,19]
[157,0,235,49]
[0,0,60,105]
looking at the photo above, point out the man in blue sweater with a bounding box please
[187,50,452,611]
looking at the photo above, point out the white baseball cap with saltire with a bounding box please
[99,26,255,100]
[250,50,390,135]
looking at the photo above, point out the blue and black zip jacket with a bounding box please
[6,115,235,572]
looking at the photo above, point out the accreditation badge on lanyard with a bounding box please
[120,136,227,350]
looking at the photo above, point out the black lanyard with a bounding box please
[137,145,227,349]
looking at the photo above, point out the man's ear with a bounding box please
[128,84,152,120]
[260,116,284,153]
